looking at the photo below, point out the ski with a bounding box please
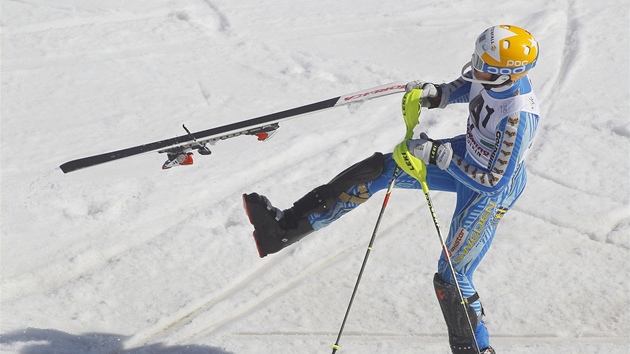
[59,82,407,174]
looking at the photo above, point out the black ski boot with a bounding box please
[243,193,314,258]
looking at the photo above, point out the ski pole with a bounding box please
[393,88,481,354]
[331,166,400,354]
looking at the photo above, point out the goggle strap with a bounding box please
[460,61,511,86]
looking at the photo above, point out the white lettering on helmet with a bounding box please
[506,60,529,67]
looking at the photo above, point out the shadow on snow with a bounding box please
[0,328,233,354]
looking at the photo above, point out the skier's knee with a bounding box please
[328,152,385,191]
[292,152,384,217]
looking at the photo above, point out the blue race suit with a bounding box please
[306,75,541,349]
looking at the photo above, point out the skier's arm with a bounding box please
[445,110,537,195]
[406,76,472,109]
[435,76,472,108]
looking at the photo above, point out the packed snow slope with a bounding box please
[1,0,629,353]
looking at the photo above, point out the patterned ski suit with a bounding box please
[306,75,541,348]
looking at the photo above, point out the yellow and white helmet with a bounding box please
[462,25,539,86]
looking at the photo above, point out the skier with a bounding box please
[243,24,540,354]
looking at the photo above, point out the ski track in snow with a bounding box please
[535,0,577,106]
[128,197,628,349]
[126,205,408,347]
[124,192,428,347]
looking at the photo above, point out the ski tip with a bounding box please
[59,163,77,174]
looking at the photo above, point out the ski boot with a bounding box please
[162,151,194,169]
[434,273,496,354]
[243,193,314,258]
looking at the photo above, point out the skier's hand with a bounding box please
[406,132,452,170]
[404,81,442,109]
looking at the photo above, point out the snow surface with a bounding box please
[1,0,629,353]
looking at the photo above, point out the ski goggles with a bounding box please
[471,52,536,76]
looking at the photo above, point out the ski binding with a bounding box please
[158,123,280,169]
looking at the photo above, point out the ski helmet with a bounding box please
[462,25,539,86]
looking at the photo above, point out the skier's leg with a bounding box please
[435,169,525,353]
[307,153,457,229]
[435,188,500,352]
[293,152,386,225]
[308,153,396,229]
[244,152,388,257]
[244,151,457,257]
